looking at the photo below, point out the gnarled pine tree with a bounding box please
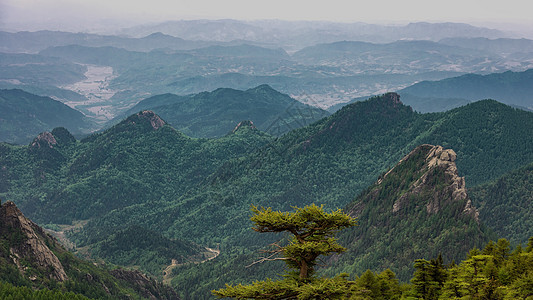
[213,204,356,299]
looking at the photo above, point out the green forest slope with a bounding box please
[1,94,533,298]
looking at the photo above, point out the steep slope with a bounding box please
[115,85,329,137]
[469,162,533,245]
[417,99,533,186]
[0,89,94,144]
[0,200,179,299]
[0,200,68,282]
[2,94,533,297]
[325,144,489,280]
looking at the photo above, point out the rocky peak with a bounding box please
[0,201,68,282]
[51,127,76,145]
[370,144,479,222]
[138,110,166,130]
[382,92,403,108]
[379,144,478,222]
[30,132,57,149]
[232,120,256,133]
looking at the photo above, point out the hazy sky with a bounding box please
[2,0,533,32]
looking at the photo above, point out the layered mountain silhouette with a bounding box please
[114,85,329,137]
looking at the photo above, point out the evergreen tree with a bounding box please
[213,204,356,299]
[410,255,447,299]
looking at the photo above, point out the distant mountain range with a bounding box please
[33,39,533,114]
[439,37,533,55]
[0,89,94,144]
[0,30,233,53]
[119,20,508,49]
[329,68,533,112]
[400,69,533,111]
[2,26,532,118]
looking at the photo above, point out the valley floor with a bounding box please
[60,64,118,122]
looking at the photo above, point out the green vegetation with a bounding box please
[323,144,490,281]
[115,85,329,138]
[470,162,533,245]
[0,281,90,300]
[0,201,179,299]
[407,238,533,299]
[2,94,533,297]
[213,204,356,299]
[92,225,205,276]
[213,204,533,299]
[0,89,94,144]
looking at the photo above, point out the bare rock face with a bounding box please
[423,145,468,210]
[0,201,68,282]
[30,132,57,149]
[383,92,402,108]
[138,110,166,130]
[388,144,479,222]
[232,120,256,133]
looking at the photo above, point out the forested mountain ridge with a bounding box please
[166,95,533,297]
[3,110,273,224]
[0,89,94,144]
[469,162,533,246]
[325,144,489,280]
[0,200,180,299]
[114,84,329,138]
[2,94,533,298]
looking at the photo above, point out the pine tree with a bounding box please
[212,204,356,299]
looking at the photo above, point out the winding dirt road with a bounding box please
[162,247,220,285]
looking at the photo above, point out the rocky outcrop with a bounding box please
[387,144,479,222]
[138,110,166,130]
[382,92,402,108]
[340,144,489,281]
[232,120,256,133]
[0,201,68,282]
[30,132,57,149]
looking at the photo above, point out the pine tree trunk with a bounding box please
[299,261,308,280]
